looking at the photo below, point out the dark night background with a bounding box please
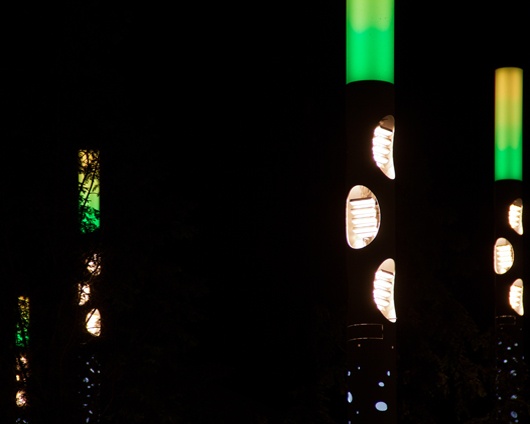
[2,1,530,423]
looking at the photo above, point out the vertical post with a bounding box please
[78,149,103,423]
[493,66,526,422]
[345,1,397,422]
[15,296,30,423]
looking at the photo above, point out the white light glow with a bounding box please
[373,258,396,322]
[78,283,91,306]
[86,309,101,337]
[15,354,29,383]
[16,354,28,370]
[372,115,395,179]
[16,390,27,407]
[346,185,380,249]
[494,238,514,274]
[86,253,101,276]
[509,199,523,235]
[509,279,524,316]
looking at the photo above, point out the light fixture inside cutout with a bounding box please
[372,115,395,179]
[86,309,101,337]
[86,253,101,276]
[78,283,91,306]
[508,198,523,235]
[16,296,30,348]
[509,279,524,316]
[16,390,27,407]
[373,258,396,322]
[494,237,514,275]
[346,185,380,249]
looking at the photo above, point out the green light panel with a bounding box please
[495,67,523,181]
[346,0,394,84]
[79,150,101,233]
[16,296,30,348]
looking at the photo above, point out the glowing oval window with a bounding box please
[373,258,397,322]
[346,185,380,249]
[494,237,514,275]
[86,308,102,337]
[16,390,27,407]
[372,115,395,179]
[509,279,524,316]
[509,198,523,235]
[86,252,101,276]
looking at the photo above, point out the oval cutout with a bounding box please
[509,198,523,235]
[509,279,524,316]
[372,115,395,179]
[494,238,514,274]
[373,258,397,322]
[346,185,380,249]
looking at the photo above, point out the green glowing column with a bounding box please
[346,0,394,84]
[78,150,101,233]
[16,296,30,348]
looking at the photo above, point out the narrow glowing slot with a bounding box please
[509,279,524,316]
[494,238,514,274]
[15,353,30,408]
[373,258,396,322]
[86,309,102,337]
[15,354,28,382]
[495,67,523,181]
[346,0,394,83]
[508,199,523,235]
[372,115,395,179]
[346,185,380,249]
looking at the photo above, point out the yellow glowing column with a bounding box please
[495,67,523,181]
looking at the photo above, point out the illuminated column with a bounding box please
[493,67,526,422]
[79,150,101,234]
[345,1,397,423]
[15,295,30,423]
[78,149,103,422]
